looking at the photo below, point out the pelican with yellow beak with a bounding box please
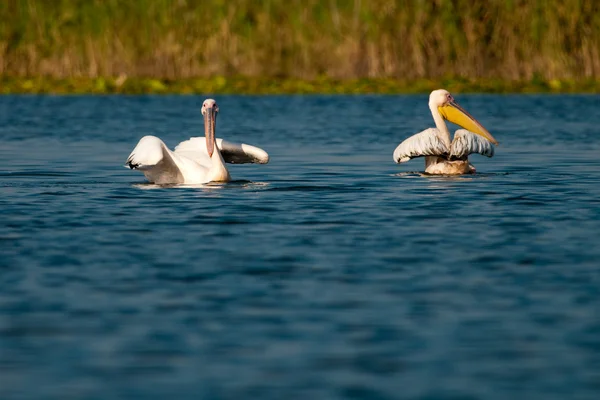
[393,89,498,175]
[125,99,269,184]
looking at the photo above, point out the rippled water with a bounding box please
[1,94,600,399]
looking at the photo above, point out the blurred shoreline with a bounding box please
[2,76,599,94]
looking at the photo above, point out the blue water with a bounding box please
[1,94,600,399]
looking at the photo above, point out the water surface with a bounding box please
[1,94,600,399]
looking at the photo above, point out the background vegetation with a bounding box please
[1,0,599,93]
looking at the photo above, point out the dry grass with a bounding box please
[1,0,599,81]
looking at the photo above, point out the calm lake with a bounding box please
[1,94,600,399]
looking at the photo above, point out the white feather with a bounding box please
[175,137,269,165]
[393,128,495,163]
[125,135,212,184]
[393,128,449,163]
[450,129,495,159]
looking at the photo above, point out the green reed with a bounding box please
[1,0,599,86]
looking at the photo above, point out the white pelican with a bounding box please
[125,99,269,184]
[393,89,498,175]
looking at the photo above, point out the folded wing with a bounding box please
[393,128,449,163]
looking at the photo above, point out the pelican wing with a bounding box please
[174,137,269,165]
[219,139,269,164]
[393,128,449,163]
[450,129,495,159]
[125,135,184,184]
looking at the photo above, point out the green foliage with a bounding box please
[1,76,599,94]
[0,0,599,93]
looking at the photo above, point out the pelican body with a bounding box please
[393,89,498,175]
[125,99,269,184]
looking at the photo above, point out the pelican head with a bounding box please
[201,99,219,157]
[429,89,498,145]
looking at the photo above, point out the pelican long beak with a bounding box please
[438,101,499,145]
[204,106,217,157]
